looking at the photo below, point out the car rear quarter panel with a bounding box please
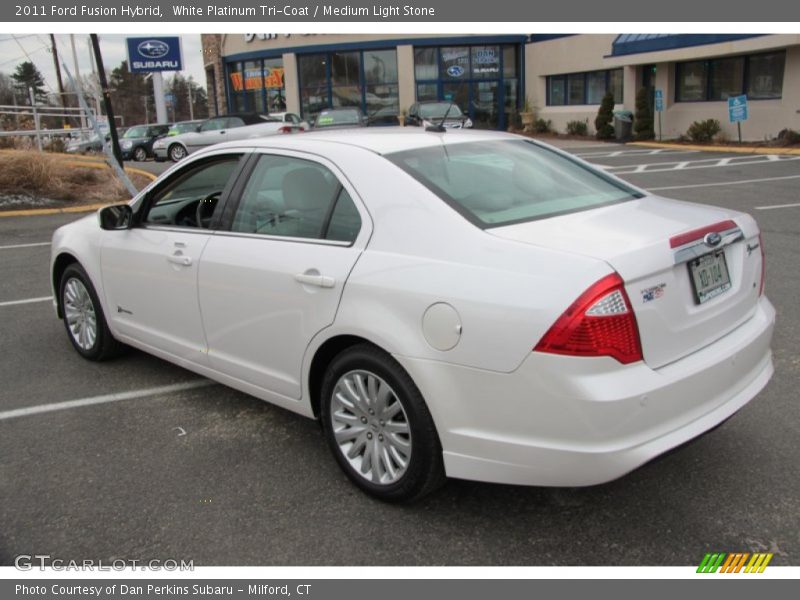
[318,145,613,374]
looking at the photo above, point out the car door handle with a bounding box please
[167,254,192,267]
[294,273,335,288]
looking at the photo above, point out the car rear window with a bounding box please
[386,139,643,228]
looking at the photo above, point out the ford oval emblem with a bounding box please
[447,65,465,77]
[704,232,722,247]
[137,40,170,59]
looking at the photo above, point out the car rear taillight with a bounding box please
[759,233,765,296]
[534,272,643,364]
[278,126,293,134]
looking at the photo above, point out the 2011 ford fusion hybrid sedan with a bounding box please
[51,128,774,502]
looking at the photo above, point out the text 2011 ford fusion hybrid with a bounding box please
[51,128,774,501]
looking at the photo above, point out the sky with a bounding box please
[0,33,206,92]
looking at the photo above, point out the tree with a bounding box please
[109,60,151,125]
[594,91,615,140]
[633,87,655,140]
[11,61,47,104]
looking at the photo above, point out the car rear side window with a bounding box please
[386,140,642,228]
[231,155,361,243]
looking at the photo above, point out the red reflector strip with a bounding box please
[669,220,737,248]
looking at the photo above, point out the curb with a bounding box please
[0,203,112,218]
[628,141,800,155]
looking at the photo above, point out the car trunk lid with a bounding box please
[489,196,763,369]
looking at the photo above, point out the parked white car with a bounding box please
[152,112,303,162]
[51,129,774,501]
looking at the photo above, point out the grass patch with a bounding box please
[0,150,152,207]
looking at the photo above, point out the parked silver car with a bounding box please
[153,113,303,162]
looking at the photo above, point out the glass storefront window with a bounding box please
[440,46,470,81]
[364,50,398,84]
[414,48,438,80]
[503,45,517,79]
[549,77,566,106]
[299,54,327,88]
[331,52,360,86]
[471,46,500,79]
[568,74,585,105]
[263,57,286,112]
[243,60,265,112]
[747,51,785,99]
[416,83,438,102]
[710,56,745,101]
[586,71,607,104]
[677,61,708,101]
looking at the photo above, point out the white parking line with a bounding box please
[0,296,52,308]
[606,154,800,175]
[647,174,800,191]
[0,380,216,421]
[0,242,50,250]
[755,202,800,211]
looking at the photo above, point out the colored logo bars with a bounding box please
[697,552,773,573]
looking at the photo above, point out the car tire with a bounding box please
[133,146,147,162]
[168,144,186,162]
[59,263,125,361]
[320,343,445,502]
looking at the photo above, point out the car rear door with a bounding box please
[197,150,371,400]
[100,152,245,362]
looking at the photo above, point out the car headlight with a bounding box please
[464,118,473,128]
[121,140,132,149]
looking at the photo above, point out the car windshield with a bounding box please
[387,140,643,228]
[123,126,149,138]
[315,110,361,127]
[418,103,464,119]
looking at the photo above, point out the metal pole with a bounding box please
[90,34,124,168]
[144,96,149,124]
[69,34,86,130]
[659,112,662,142]
[152,72,168,124]
[737,122,742,144]
[50,35,69,128]
[29,88,43,151]
[188,84,194,121]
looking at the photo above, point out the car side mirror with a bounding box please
[99,204,133,230]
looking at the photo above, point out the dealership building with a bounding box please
[202,33,799,140]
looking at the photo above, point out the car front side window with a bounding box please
[230,154,360,243]
[143,156,242,229]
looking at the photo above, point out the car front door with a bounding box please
[198,150,371,401]
[100,152,245,363]
[189,117,230,152]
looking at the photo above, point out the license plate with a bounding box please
[689,250,731,304]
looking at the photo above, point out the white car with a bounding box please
[51,129,774,501]
[152,112,303,162]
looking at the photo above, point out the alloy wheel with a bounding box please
[63,277,97,351]
[329,369,412,485]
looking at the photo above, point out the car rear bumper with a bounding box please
[395,296,775,487]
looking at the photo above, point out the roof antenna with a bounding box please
[426,100,455,133]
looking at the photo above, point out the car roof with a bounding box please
[201,127,522,156]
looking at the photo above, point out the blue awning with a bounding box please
[611,34,763,57]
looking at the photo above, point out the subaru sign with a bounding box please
[728,95,748,123]
[446,65,465,78]
[126,37,182,72]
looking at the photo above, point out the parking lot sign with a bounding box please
[654,89,664,113]
[728,95,748,123]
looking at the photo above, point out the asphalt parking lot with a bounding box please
[0,141,798,566]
